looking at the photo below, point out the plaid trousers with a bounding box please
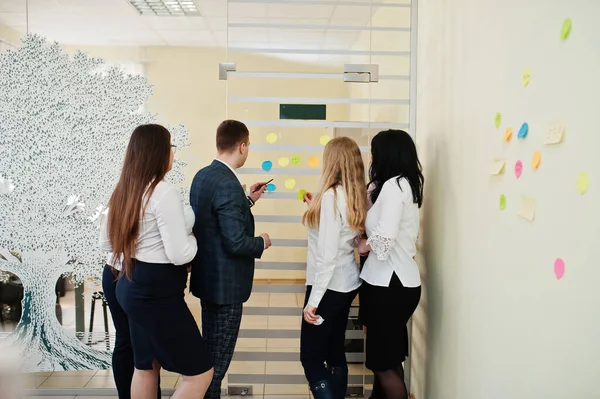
[201,301,244,399]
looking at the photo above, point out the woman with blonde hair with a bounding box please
[300,136,367,399]
[100,124,213,399]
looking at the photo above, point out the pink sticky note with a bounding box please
[515,160,523,179]
[554,258,565,280]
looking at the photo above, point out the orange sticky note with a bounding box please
[308,156,319,168]
[531,151,541,169]
[503,127,513,142]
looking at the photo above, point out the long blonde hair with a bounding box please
[302,137,367,230]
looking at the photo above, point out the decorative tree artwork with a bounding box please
[0,35,190,371]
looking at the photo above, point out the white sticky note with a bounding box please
[518,196,536,222]
[545,122,565,145]
[490,159,506,175]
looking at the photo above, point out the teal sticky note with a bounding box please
[266,183,276,192]
[261,160,273,171]
[518,123,529,139]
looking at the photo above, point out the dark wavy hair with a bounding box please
[368,129,424,207]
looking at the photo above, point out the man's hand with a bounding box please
[249,182,267,203]
[260,233,271,249]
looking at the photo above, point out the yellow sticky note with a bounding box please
[545,122,565,145]
[285,178,296,189]
[518,196,536,222]
[503,127,513,142]
[278,157,289,167]
[490,159,506,175]
[531,151,541,169]
[577,172,589,194]
[522,68,531,87]
[266,133,278,144]
[297,189,307,200]
[320,135,331,146]
[308,156,319,168]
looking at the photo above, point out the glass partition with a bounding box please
[0,0,415,396]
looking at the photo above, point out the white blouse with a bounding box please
[360,177,421,288]
[306,187,362,308]
[100,180,197,269]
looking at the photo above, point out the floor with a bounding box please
[9,283,372,397]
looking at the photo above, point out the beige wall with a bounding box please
[415,0,600,398]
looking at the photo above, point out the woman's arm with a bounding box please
[307,190,342,309]
[365,180,406,261]
[154,186,198,265]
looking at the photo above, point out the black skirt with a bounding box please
[116,260,213,376]
[359,273,421,371]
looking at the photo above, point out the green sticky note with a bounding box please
[499,194,507,211]
[577,172,589,194]
[560,18,572,40]
[494,112,502,129]
[291,155,301,165]
[297,189,307,200]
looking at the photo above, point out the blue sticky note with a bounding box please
[266,183,276,192]
[518,123,529,139]
[261,160,273,171]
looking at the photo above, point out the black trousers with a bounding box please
[102,265,161,399]
[201,301,244,399]
[300,286,358,384]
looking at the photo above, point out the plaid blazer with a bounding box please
[189,160,264,305]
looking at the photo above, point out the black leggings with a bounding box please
[102,265,161,399]
[300,286,357,383]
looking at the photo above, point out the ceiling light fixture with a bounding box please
[126,0,200,16]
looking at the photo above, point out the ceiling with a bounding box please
[0,0,389,49]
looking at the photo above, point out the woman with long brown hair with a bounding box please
[300,137,367,399]
[100,124,213,399]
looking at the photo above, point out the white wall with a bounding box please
[415,0,600,398]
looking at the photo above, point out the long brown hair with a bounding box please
[107,124,173,279]
[302,137,367,230]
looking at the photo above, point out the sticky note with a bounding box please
[576,171,589,194]
[261,160,273,172]
[278,157,289,167]
[503,127,513,142]
[285,178,296,189]
[531,151,541,169]
[494,112,502,129]
[308,156,319,168]
[297,189,307,200]
[266,183,276,192]
[522,68,531,87]
[560,18,572,40]
[490,159,506,175]
[499,194,507,211]
[515,160,523,179]
[518,195,536,222]
[266,133,278,144]
[517,123,529,139]
[291,155,301,165]
[554,258,565,280]
[545,122,565,145]
[320,135,331,146]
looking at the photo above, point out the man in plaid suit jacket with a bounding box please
[190,120,271,399]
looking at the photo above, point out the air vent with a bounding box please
[126,0,200,16]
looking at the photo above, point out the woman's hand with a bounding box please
[357,238,370,256]
[303,304,319,324]
[303,192,313,206]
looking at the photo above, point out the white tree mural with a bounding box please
[0,35,190,370]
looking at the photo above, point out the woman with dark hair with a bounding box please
[357,129,424,399]
[100,124,213,399]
